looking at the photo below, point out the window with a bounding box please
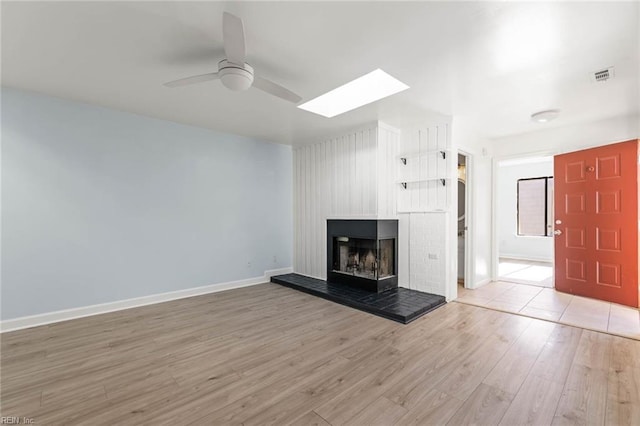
[517,177,554,237]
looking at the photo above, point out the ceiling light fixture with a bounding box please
[298,69,409,118]
[531,109,560,123]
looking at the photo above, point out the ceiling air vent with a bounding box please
[593,67,615,82]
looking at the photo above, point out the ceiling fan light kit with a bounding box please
[531,109,560,123]
[164,12,301,103]
[218,60,254,91]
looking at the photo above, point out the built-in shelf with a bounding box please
[397,208,449,213]
[398,149,449,164]
[398,177,448,188]
[398,148,449,189]
[396,129,451,213]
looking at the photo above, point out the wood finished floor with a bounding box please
[1,283,639,425]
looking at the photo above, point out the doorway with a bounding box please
[495,156,555,288]
[553,140,639,307]
[457,153,469,288]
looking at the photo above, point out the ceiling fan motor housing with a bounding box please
[218,60,254,91]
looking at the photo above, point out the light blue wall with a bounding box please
[1,88,293,320]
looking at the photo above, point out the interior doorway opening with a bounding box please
[457,153,468,288]
[495,156,554,288]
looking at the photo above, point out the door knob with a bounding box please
[554,229,563,235]
[555,219,562,225]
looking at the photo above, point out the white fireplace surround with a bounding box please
[292,121,456,301]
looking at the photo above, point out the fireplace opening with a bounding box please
[327,219,398,293]
[332,237,395,280]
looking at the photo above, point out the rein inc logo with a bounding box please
[0,417,34,424]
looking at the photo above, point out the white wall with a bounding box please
[471,155,493,285]
[491,114,640,158]
[399,211,449,295]
[397,125,453,298]
[1,88,293,321]
[497,159,554,262]
[451,118,493,289]
[292,122,398,280]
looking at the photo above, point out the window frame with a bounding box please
[516,176,554,237]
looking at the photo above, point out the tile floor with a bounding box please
[456,281,640,340]
[498,258,553,288]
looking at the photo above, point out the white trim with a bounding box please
[0,267,293,333]
[492,152,557,282]
[471,278,492,289]
[491,156,499,282]
[458,149,473,292]
[446,132,456,301]
[499,255,554,263]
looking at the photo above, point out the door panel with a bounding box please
[596,154,620,179]
[596,262,620,287]
[566,160,587,182]
[554,140,638,307]
[565,193,586,213]
[596,190,620,213]
[595,228,620,251]
[566,259,587,281]
[565,228,586,249]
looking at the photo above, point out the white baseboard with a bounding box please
[470,278,492,290]
[499,255,553,263]
[0,267,293,333]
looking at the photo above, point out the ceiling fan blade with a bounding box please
[223,12,246,65]
[252,75,302,103]
[163,72,219,88]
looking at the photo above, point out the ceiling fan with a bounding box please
[163,12,301,104]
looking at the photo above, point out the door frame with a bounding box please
[449,149,473,301]
[457,149,473,289]
[490,150,558,283]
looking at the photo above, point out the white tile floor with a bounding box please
[498,258,554,288]
[456,281,640,340]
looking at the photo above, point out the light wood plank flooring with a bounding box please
[1,283,639,425]
[457,281,640,339]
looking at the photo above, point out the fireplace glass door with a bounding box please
[332,237,395,280]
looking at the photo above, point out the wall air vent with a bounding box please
[593,67,615,82]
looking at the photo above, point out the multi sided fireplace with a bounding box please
[327,219,398,293]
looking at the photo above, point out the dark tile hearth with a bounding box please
[271,273,446,324]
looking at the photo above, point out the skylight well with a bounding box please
[298,69,409,118]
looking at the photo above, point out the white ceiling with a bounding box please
[2,1,638,145]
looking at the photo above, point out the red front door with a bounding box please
[554,140,638,307]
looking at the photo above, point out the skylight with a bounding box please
[297,69,409,118]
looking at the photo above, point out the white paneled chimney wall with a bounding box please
[293,120,454,299]
[397,125,452,297]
